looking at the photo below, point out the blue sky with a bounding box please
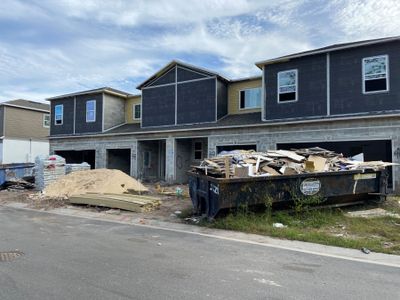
[0,0,399,102]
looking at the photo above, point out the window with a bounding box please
[54,104,63,125]
[43,114,50,128]
[133,104,141,120]
[86,100,96,122]
[239,88,261,109]
[363,55,389,93]
[277,69,297,102]
[143,151,151,168]
[194,142,203,160]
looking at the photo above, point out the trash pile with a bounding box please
[35,155,66,190]
[192,147,395,178]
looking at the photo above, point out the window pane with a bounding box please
[365,78,387,92]
[55,105,62,116]
[279,71,296,86]
[87,111,95,121]
[86,101,95,111]
[279,92,296,102]
[364,56,386,80]
[134,105,141,119]
[194,151,202,160]
[241,88,261,109]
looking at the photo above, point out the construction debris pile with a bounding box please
[192,147,394,178]
[40,169,160,213]
[35,155,66,190]
[43,169,148,198]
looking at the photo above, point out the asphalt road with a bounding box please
[0,207,399,300]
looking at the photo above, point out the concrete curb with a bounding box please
[4,202,400,268]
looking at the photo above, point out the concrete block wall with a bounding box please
[50,136,138,177]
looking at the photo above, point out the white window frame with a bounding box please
[277,69,298,103]
[54,104,63,125]
[238,87,262,110]
[362,55,389,94]
[86,100,96,123]
[43,114,50,128]
[133,103,141,120]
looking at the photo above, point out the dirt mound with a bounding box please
[43,169,148,198]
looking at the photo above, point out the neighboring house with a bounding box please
[48,36,400,191]
[0,99,50,163]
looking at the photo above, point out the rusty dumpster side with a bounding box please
[188,169,388,218]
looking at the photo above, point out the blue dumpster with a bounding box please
[0,163,35,186]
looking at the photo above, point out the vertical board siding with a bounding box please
[177,78,216,124]
[0,107,4,137]
[50,97,74,135]
[148,68,176,87]
[227,78,262,115]
[330,41,400,115]
[217,80,228,119]
[74,93,103,134]
[264,54,327,120]
[177,67,207,82]
[142,85,175,127]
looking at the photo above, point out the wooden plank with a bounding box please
[224,157,230,179]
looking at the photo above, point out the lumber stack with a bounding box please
[69,193,161,212]
[191,147,395,178]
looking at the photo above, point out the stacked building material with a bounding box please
[192,147,395,178]
[65,162,91,174]
[35,155,66,190]
[69,193,161,213]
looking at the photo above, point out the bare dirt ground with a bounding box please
[0,183,193,223]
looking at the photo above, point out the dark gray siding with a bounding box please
[50,97,74,135]
[264,54,327,120]
[217,80,228,119]
[177,78,216,124]
[177,67,207,82]
[330,40,400,115]
[74,93,103,134]
[148,68,175,87]
[0,107,4,136]
[142,85,175,127]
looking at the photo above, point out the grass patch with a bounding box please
[203,203,400,255]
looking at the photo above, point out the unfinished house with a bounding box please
[0,99,50,163]
[48,37,400,191]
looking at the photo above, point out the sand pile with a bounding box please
[43,169,148,198]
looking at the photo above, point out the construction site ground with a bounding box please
[0,184,193,223]
[0,184,400,255]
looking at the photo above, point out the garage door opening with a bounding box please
[217,144,257,154]
[277,140,393,188]
[55,150,95,169]
[107,149,131,175]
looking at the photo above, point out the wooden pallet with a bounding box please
[69,193,161,212]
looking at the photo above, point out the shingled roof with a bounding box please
[1,99,49,112]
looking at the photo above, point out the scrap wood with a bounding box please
[306,155,327,172]
[191,147,394,178]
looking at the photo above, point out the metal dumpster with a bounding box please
[0,163,35,186]
[188,169,388,218]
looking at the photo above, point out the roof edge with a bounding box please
[47,87,131,101]
[255,36,400,68]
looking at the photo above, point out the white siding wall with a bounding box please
[2,138,49,163]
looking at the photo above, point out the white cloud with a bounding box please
[332,0,400,40]
[0,0,399,101]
